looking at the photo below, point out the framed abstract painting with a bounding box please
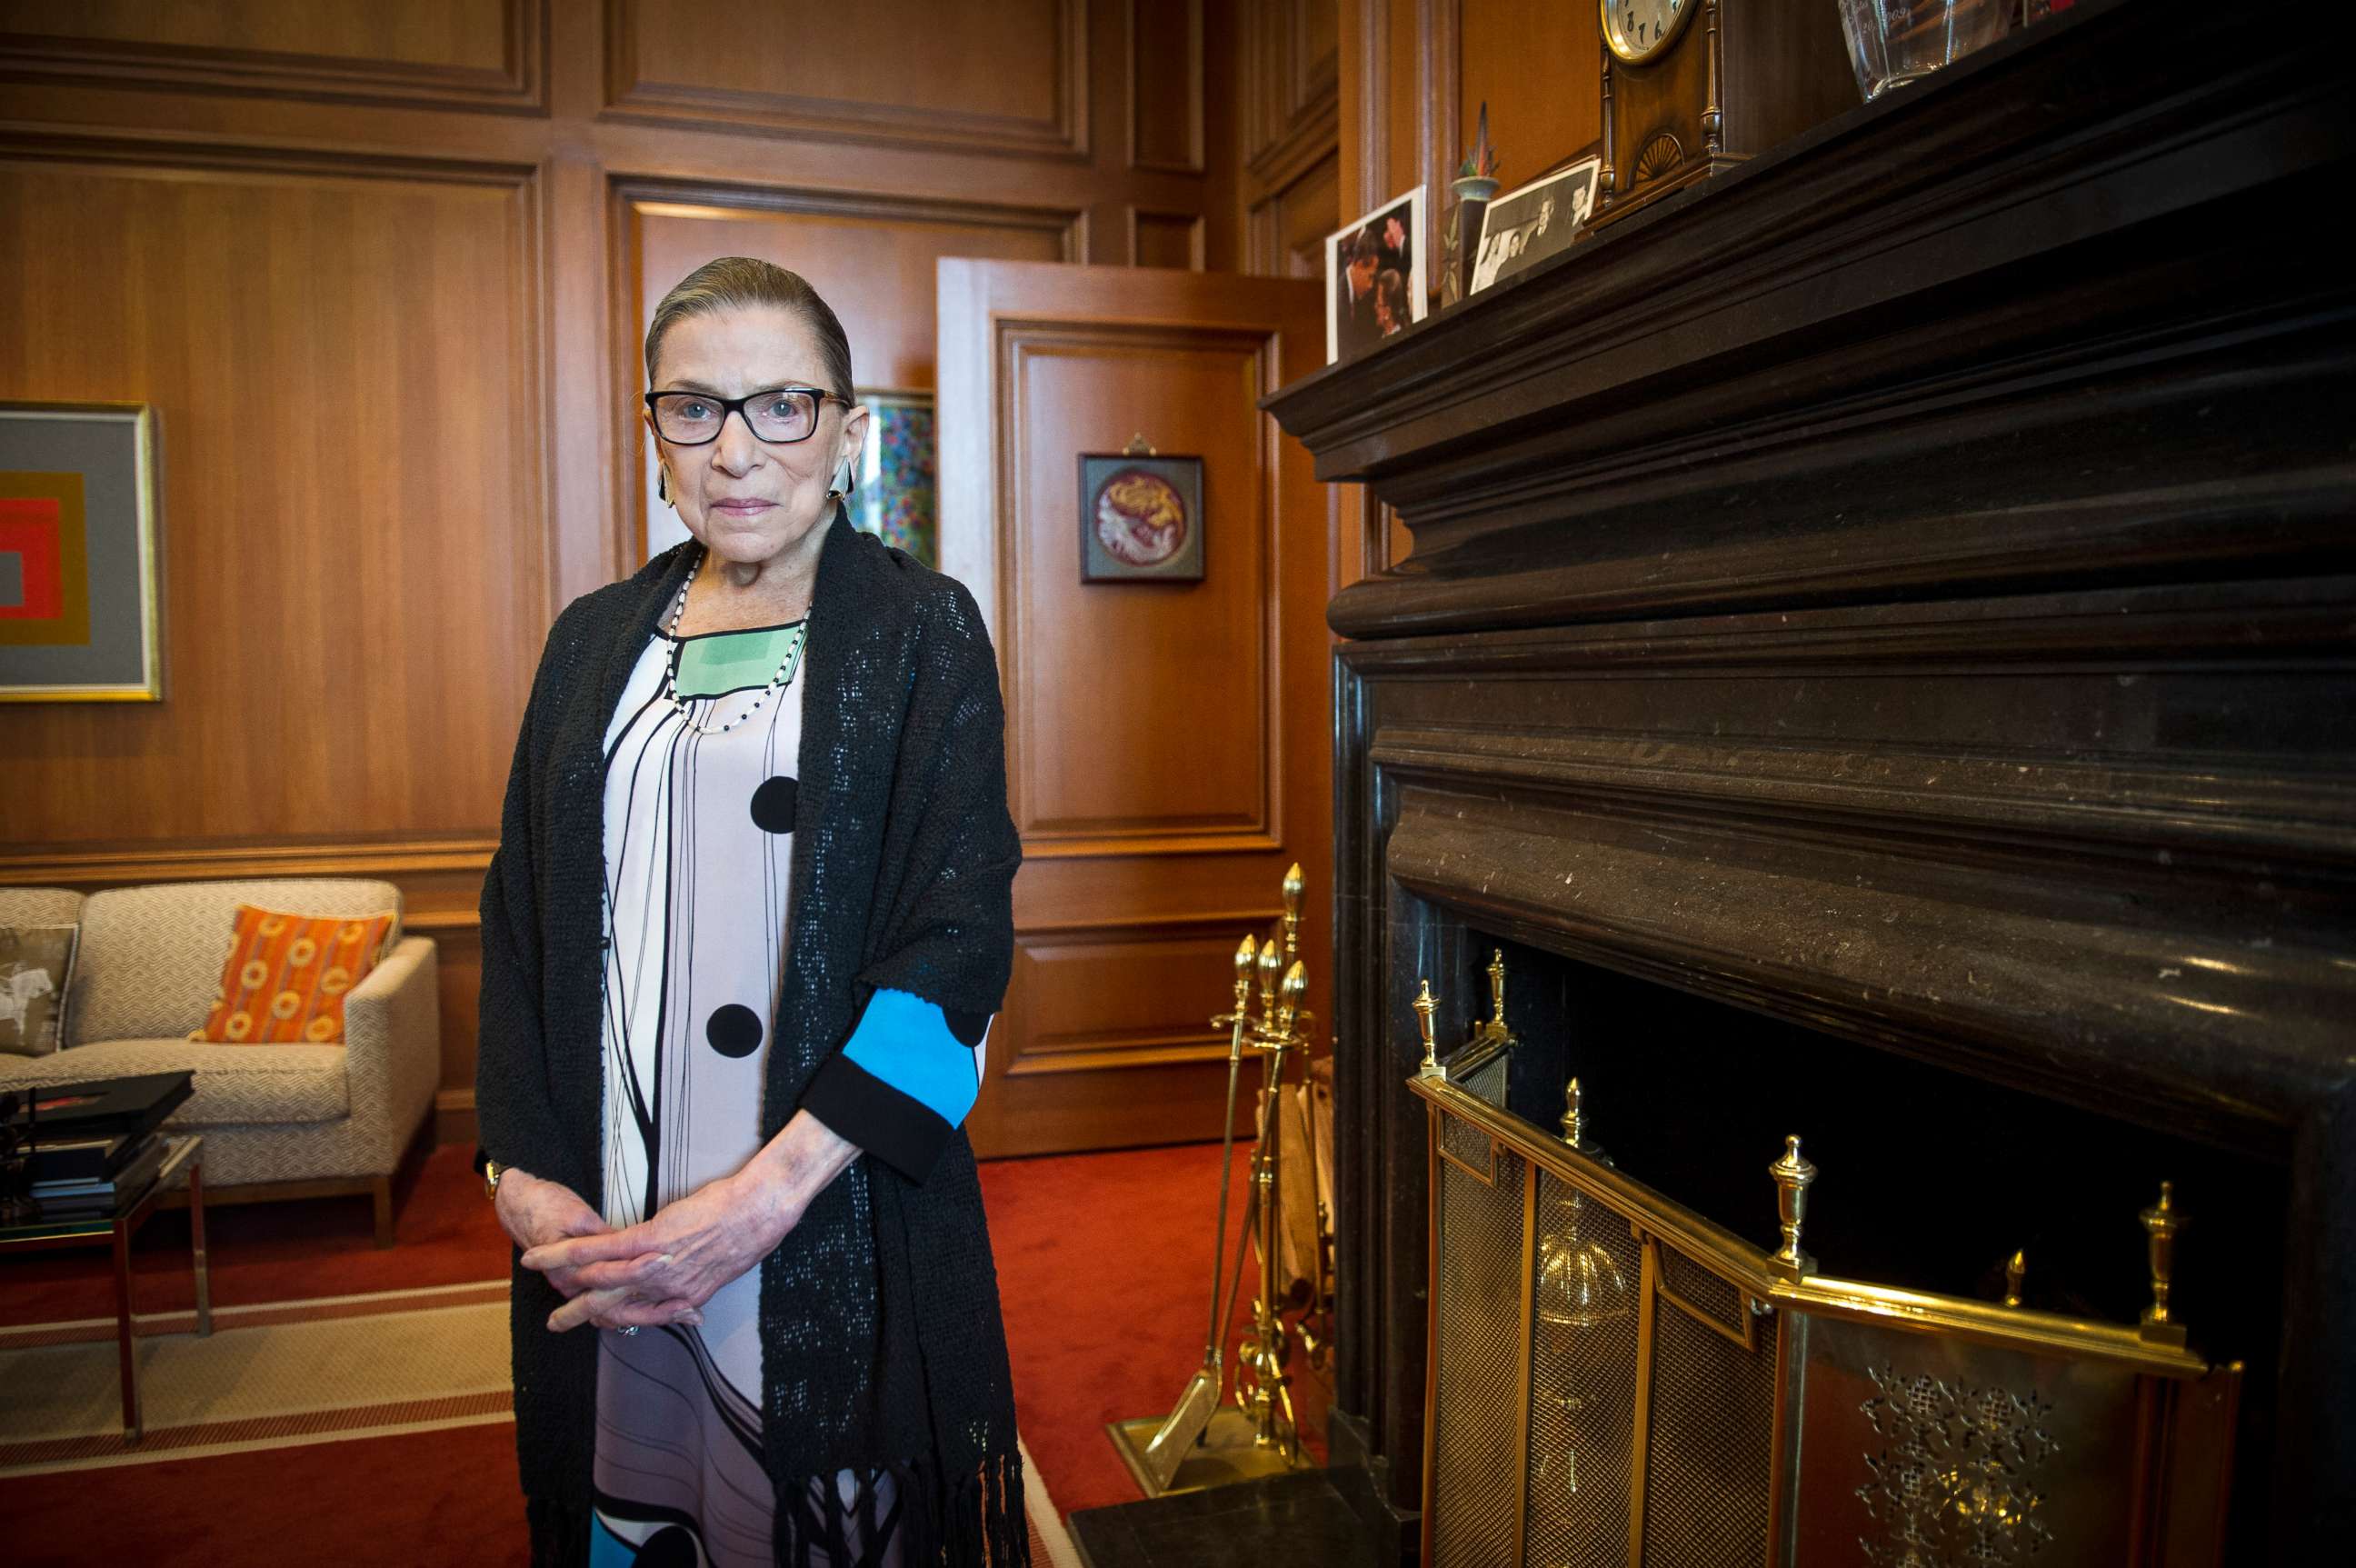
[0,401,163,702]
[851,389,937,568]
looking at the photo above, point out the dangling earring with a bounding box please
[656,465,673,506]
[827,454,855,504]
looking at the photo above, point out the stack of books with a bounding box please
[5,1073,195,1222]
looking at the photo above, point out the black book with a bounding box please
[25,1133,140,1184]
[5,1073,193,1143]
[32,1137,169,1215]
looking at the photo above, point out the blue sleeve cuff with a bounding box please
[800,988,992,1183]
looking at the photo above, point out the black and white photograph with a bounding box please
[1323,186,1427,364]
[1469,155,1602,295]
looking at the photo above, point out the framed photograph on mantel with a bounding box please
[1078,451,1204,584]
[1471,155,1603,295]
[0,401,163,702]
[1324,185,1429,364]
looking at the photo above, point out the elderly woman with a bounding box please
[475,255,1024,1567]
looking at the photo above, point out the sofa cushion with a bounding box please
[68,879,403,1047]
[0,1038,350,1125]
[195,904,394,1044]
[1,924,79,1056]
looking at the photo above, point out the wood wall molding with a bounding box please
[994,318,1284,858]
[973,907,1285,1152]
[0,835,496,891]
[601,0,1089,160]
[1130,206,1208,270]
[0,0,546,115]
[1240,0,1341,280]
[1243,0,1339,176]
[1127,0,1205,175]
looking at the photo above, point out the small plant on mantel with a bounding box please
[1443,103,1502,305]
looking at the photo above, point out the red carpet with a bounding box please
[0,1137,1322,1563]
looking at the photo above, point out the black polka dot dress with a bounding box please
[589,616,808,1567]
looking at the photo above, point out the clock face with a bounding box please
[1602,0,1696,65]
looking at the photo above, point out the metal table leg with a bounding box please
[189,1155,212,1337]
[112,1216,141,1443]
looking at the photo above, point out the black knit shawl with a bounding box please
[475,513,1025,1564]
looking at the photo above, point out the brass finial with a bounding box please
[2140,1181,2189,1345]
[1558,1076,1608,1163]
[1213,934,1256,1028]
[1281,863,1304,964]
[1769,1135,1818,1275]
[2004,1249,2026,1309]
[1485,949,1509,1036]
[1413,980,1442,1078]
[1256,937,1282,1024]
[1277,961,1307,1042]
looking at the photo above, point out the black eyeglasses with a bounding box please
[644,386,849,445]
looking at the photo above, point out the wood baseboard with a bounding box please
[434,1087,477,1149]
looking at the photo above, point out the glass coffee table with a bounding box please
[0,1134,211,1443]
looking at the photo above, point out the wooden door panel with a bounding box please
[1006,328,1274,852]
[940,260,1328,1156]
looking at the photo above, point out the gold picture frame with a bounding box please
[0,400,163,702]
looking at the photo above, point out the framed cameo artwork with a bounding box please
[1,401,163,702]
[1077,453,1205,584]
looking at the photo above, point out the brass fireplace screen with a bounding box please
[1413,978,2241,1568]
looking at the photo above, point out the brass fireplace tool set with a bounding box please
[1110,864,1323,1496]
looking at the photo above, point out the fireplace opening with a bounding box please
[1439,930,2286,1558]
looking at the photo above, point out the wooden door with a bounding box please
[939,260,1332,1157]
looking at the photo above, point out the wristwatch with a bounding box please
[478,1152,505,1202]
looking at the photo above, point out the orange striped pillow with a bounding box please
[192,904,396,1045]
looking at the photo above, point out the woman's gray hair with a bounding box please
[644,256,854,401]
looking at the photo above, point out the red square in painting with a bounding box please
[0,497,64,620]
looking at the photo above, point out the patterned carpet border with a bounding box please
[0,1390,515,1476]
[0,1279,508,1351]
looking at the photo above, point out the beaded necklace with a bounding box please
[659,550,810,737]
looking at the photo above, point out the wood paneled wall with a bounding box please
[0,0,1242,1147]
[1239,0,1341,277]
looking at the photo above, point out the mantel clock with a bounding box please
[1592,0,1856,227]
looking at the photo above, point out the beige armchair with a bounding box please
[0,878,439,1246]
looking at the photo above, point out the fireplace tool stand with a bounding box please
[1109,864,1321,1497]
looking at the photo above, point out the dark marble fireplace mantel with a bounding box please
[1266,0,2353,1560]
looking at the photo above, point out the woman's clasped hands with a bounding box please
[514,1170,794,1333]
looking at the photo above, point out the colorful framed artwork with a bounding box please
[0,401,162,702]
[851,389,937,568]
[1324,185,1429,364]
[1078,452,1205,584]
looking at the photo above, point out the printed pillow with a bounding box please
[193,904,395,1045]
[0,924,79,1056]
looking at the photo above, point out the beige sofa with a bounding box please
[0,879,438,1246]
